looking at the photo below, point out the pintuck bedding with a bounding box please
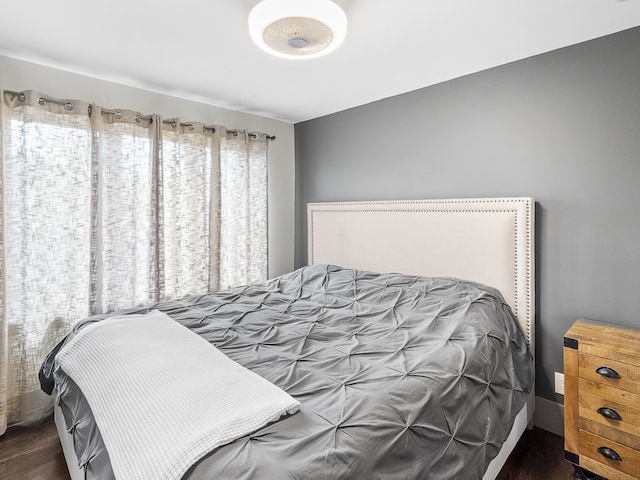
[40,264,534,480]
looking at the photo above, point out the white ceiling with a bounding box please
[1,0,640,123]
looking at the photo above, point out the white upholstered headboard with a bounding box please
[307,197,535,351]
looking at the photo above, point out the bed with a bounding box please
[40,197,535,480]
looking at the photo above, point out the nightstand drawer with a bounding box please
[580,353,640,395]
[579,382,640,443]
[580,430,640,478]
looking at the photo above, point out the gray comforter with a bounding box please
[41,264,534,480]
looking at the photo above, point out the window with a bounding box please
[0,90,270,429]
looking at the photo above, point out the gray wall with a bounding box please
[294,26,640,403]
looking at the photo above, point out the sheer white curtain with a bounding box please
[220,129,268,287]
[90,107,158,314]
[160,120,220,299]
[1,91,93,433]
[0,89,269,433]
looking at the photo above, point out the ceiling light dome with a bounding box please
[249,0,347,60]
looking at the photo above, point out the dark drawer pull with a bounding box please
[597,407,622,421]
[597,446,622,461]
[596,366,621,379]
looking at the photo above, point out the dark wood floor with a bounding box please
[0,416,70,480]
[496,426,575,480]
[1,416,574,479]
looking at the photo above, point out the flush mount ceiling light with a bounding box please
[249,0,347,60]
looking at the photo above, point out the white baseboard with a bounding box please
[533,395,564,437]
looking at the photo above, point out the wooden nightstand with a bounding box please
[564,319,640,480]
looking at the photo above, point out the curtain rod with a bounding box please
[227,129,276,141]
[4,90,276,141]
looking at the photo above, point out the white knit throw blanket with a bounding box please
[56,310,300,480]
